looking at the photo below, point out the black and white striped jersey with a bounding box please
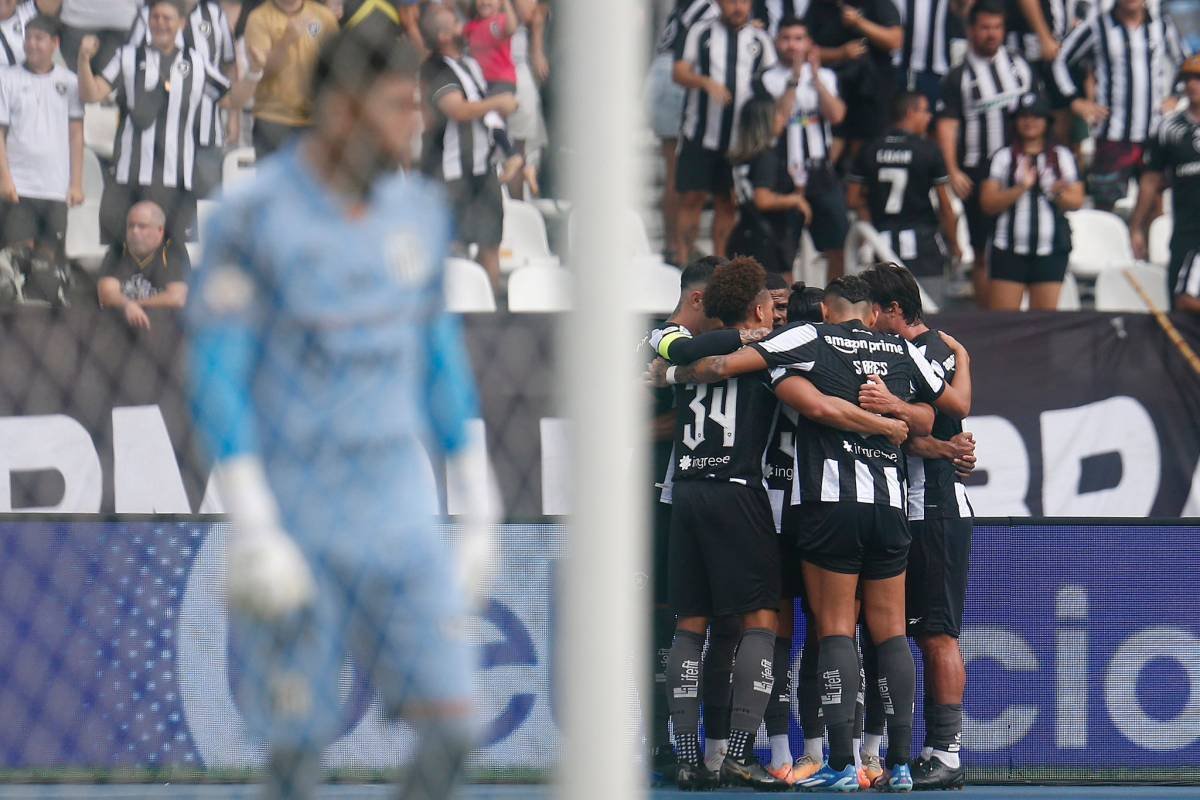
[904,329,973,521]
[0,1,36,67]
[420,55,492,182]
[1144,109,1200,240]
[937,47,1036,169]
[656,0,718,57]
[1052,9,1185,143]
[1005,0,1068,63]
[987,144,1078,256]
[848,128,949,231]
[676,17,777,153]
[762,63,838,178]
[1175,251,1200,300]
[101,44,230,190]
[129,1,236,148]
[898,0,955,76]
[765,404,798,531]
[752,321,945,510]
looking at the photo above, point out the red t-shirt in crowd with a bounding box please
[463,16,516,86]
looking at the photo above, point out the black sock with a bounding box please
[818,635,859,771]
[799,621,824,741]
[667,629,705,766]
[764,636,792,737]
[702,616,739,740]
[727,727,756,762]
[651,606,676,751]
[926,703,963,755]
[729,627,776,744]
[876,635,916,767]
[862,634,885,737]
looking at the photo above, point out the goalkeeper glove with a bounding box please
[217,455,317,620]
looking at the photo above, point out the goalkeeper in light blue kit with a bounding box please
[187,27,497,800]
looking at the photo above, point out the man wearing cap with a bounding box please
[1131,54,1200,310]
[978,89,1084,310]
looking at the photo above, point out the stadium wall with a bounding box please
[0,308,1198,518]
[0,518,1196,783]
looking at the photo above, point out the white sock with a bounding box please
[932,748,960,769]
[769,735,792,770]
[921,746,934,761]
[804,736,824,763]
[704,738,727,771]
[863,733,883,758]
[852,738,862,771]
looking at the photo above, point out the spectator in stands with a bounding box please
[672,0,776,266]
[77,0,232,245]
[936,0,1034,308]
[648,0,716,264]
[58,0,136,73]
[805,0,902,166]
[1005,0,1066,72]
[762,16,847,279]
[465,0,517,94]
[729,97,812,274]
[1051,0,1184,212]
[979,91,1082,310]
[505,0,547,198]
[419,3,518,292]
[0,16,83,253]
[896,0,966,107]
[0,0,61,67]
[97,200,190,330]
[129,0,239,198]
[242,0,338,158]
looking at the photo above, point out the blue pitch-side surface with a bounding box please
[0,788,1198,799]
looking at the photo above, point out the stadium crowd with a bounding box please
[0,0,1192,316]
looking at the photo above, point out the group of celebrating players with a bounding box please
[644,258,978,792]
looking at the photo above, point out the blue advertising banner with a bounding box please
[0,519,1195,777]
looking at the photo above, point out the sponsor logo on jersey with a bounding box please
[823,334,905,356]
[842,439,898,462]
[678,454,731,471]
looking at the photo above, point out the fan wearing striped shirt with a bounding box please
[979,90,1083,310]
[0,0,60,66]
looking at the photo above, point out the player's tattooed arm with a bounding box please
[653,346,770,386]
[777,375,909,447]
[858,375,935,436]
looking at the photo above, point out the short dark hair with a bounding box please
[968,0,1005,26]
[311,25,423,101]
[787,281,826,323]
[777,15,806,32]
[891,90,926,123]
[149,0,188,18]
[765,271,790,291]
[420,3,456,53]
[824,274,873,305]
[703,257,767,326]
[680,255,727,291]
[25,15,59,38]
[861,262,924,323]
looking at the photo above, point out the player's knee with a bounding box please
[677,615,709,635]
[741,607,777,630]
[918,633,961,662]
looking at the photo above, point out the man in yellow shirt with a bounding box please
[243,0,338,157]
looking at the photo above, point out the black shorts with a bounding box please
[668,480,780,617]
[805,164,850,252]
[989,247,1069,284]
[1,198,67,251]
[653,494,672,606]
[1168,231,1200,299]
[787,501,910,581]
[675,138,734,195]
[962,166,994,256]
[444,172,504,248]
[906,516,972,638]
[779,525,807,600]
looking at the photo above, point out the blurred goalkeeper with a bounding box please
[187,25,496,800]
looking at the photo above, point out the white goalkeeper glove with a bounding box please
[446,445,502,612]
[217,455,317,620]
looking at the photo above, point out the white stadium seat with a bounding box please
[507,264,572,312]
[633,259,681,316]
[1148,215,1172,268]
[195,199,219,250]
[82,148,105,204]
[83,103,117,160]
[1094,264,1169,313]
[626,208,655,259]
[1066,209,1134,278]
[65,201,106,270]
[222,147,256,188]
[501,198,559,272]
[444,257,496,313]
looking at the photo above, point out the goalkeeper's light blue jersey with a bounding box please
[187,144,478,534]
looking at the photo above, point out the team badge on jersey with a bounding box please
[176,60,191,77]
[747,39,761,58]
[12,21,21,36]
[199,20,212,36]
[385,231,432,286]
[55,82,67,96]
[307,20,323,37]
